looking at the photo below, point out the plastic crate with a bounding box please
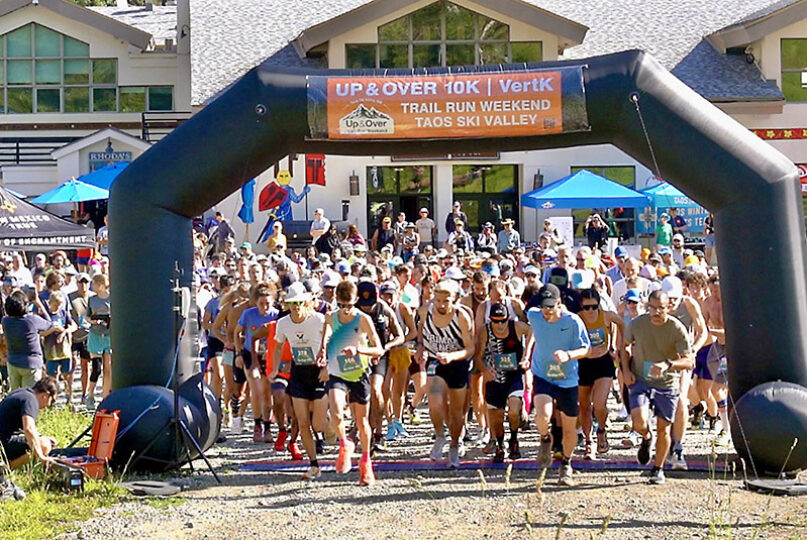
[57,410,119,479]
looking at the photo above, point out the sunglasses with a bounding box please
[286,301,305,306]
[627,300,639,305]
[490,318,508,324]
[581,304,599,311]
[525,273,538,278]
[337,302,354,309]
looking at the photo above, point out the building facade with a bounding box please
[2,0,807,246]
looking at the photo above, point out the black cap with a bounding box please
[489,302,508,320]
[356,280,377,307]
[537,283,561,308]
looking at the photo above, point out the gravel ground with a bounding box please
[60,393,807,540]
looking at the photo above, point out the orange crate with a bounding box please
[58,410,119,479]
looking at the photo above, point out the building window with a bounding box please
[569,166,635,241]
[0,23,173,114]
[452,164,518,230]
[345,1,542,69]
[781,39,807,102]
[366,166,432,232]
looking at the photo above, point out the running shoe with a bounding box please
[253,422,264,444]
[583,442,595,461]
[457,440,467,458]
[335,439,355,474]
[493,446,505,463]
[448,445,461,469]
[558,463,575,486]
[596,429,610,455]
[372,436,388,455]
[395,420,409,438]
[263,424,274,445]
[222,408,232,429]
[637,433,652,466]
[430,434,447,461]
[482,438,497,455]
[358,458,376,486]
[474,429,490,448]
[85,394,95,412]
[536,435,553,469]
[649,468,666,485]
[707,413,717,432]
[231,416,243,433]
[509,439,522,460]
[670,451,688,471]
[385,422,398,441]
[462,426,473,443]
[714,429,731,447]
[288,442,304,461]
[621,430,641,448]
[408,408,422,425]
[690,404,704,429]
[616,405,629,422]
[301,466,321,481]
[274,429,287,451]
[315,438,325,455]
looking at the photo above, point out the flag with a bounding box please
[237,179,256,223]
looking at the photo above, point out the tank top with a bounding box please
[395,303,413,347]
[482,298,517,323]
[368,303,391,348]
[326,312,367,382]
[582,308,609,350]
[672,300,694,336]
[422,305,464,360]
[486,320,524,381]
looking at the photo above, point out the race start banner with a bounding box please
[306,67,589,140]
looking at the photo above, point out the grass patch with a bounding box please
[1,406,129,540]
[143,495,186,509]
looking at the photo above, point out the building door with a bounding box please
[452,164,518,233]
[367,165,432,235]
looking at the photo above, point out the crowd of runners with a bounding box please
[0,206,730,488]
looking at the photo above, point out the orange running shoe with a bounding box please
[335,439,355,474]
[358,458,376,486]
[288,442,303,461]
[274,429,287,452]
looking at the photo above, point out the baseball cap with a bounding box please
[481,261,500,277]
[443,266,466,281]
[320,271,340,288]
[419,207,429,213]
[453,201,461,208]
[524,265,540,276]
[489,302,508,321]
[673,233,685,242]
[537,283,561,308]
[483,221,494,229]
[354,243,367,252]
[284,282,311,303]
[356,281,377,307]
[3,275,17,286]
[648,253,662,263]
[302,278,321,295]
[659,247,672,256]
[379,281,398,295]
[661,276,684,298]
[336,260,351,274]
[314,208,324,214]
[405,222,415,228]
[625,288,642,303]
[549,267,569,288]
[240,242,251,249]
[614,246,628,259]
[382,216,391,223]
[684,255,700,267]
[76,272,91,283]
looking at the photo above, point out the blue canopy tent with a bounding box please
[640,182,697,207]
[637,182,708,235]
[77,161,129,191]
[521,169,650,209]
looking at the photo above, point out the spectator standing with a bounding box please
[96,215,110,258]
[584,213,609,249]
[496,218,520,253]
[444,201,468,235]
[656,213,673,249]
[2,291,60,390]
[371,216,395,252]
[415,208,436,250]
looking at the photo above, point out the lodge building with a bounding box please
[1,0,806,245]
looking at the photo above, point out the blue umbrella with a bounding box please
[521,169,650,209]
[31,178,109,204]
[77,161,129,191]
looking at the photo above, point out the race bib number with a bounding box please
[494,352,518,371]
[545,361,565,380]
[337,354,363,374]
[642,361,662,381]
[588,328,606,348]
[292,346,316,366]
[426,361,438,376]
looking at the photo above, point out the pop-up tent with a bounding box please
[521,169,650,209]
[641,182,696,207]
[0,186,94,250]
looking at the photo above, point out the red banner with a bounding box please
[752,128,807,140]
[305,154,326,186]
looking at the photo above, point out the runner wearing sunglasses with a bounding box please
[578,288,625,459]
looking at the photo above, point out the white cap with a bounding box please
[673,233,685,242]
[284,282,311,303]
[443,266,466,281]
[320,271,340,288]
[314,208,324,215]
[661,276,684,298]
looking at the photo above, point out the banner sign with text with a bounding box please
[307,67,589,140]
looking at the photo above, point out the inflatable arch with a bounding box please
[102,50,807,475]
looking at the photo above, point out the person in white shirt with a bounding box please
[415,208,436,250]
[611,257,650,306]
[310,208,330,245]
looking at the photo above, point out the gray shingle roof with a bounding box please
[188,0,797,106]
[672,40,783,100]
[89,5,177,46]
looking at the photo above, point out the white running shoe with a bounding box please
[457,440,467,458]
[474,429,490,447]
[671,452,688,471]
[448,445,461,469]
[232,416,243,433]
[430,434,447,461]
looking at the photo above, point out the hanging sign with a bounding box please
[307,67,589,140]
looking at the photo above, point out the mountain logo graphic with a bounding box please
[339,104,394,135]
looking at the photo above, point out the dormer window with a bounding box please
[345,1,542,69]
[781,38,807,102]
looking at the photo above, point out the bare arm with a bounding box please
[400,305,417,343]
[685,297,708,351]
[358,313,385,358]
[382,303,404,351]
[22,415,55,464]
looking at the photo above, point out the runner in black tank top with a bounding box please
[416,278,474,469]
[475,303,532,463]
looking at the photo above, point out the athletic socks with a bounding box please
[717,399,730,432]
[310,459,319,468]
[496,435,504,448]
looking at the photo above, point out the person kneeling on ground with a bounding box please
[0,375,59,487]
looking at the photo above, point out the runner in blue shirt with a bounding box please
[525,284,590,487]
